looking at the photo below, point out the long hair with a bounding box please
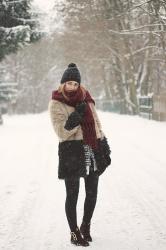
[57,83,87,101]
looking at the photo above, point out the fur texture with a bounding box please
[58,137,111,179]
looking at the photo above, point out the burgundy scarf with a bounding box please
[52,86,98,149]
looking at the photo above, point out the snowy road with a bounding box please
[0,111,166,250]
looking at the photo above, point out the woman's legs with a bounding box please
[82,170,99,224]
[64,159,99,231]
[64,177,80,231]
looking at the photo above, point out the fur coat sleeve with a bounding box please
[48,100,79,141]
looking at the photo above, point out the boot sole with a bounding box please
[71,240,89,247]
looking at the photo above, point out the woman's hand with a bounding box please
[64,111,82,131]
[64,102,87,131]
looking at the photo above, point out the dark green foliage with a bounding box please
[0,0,42,123]
[0,0,42,61]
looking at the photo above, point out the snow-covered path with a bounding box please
[0,111,166,250]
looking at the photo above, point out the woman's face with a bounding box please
[65,81,79,92]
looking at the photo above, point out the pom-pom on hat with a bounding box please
[60,63,81,84]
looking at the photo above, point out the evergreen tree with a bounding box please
[0,0,42,124]
[0,0,41,61]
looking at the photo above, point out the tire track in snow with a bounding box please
[0,139,56,250]
[100,169,166,250]
[0,181,40,250]
[123,175,166,242]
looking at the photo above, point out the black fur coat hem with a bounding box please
[58,137,111,179]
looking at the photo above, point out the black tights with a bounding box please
[64,171,99,231]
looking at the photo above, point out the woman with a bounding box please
[48,63,111,247]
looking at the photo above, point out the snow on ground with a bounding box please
[0,110,166,250]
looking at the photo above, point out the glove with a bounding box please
[75,102,87,117]
[64,111,82,131]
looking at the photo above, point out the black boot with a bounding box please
[80,222,92,242]
[70,227,89,247]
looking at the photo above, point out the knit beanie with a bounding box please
[60,63,81,84]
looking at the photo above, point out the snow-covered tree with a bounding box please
[0,0,41,61]
[0,64,18,124]
[52,0,166,115]
[0,0,42,123]
[1,0,166,116]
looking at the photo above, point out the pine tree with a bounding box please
[0,0,41,61]
[0,0,42,124]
